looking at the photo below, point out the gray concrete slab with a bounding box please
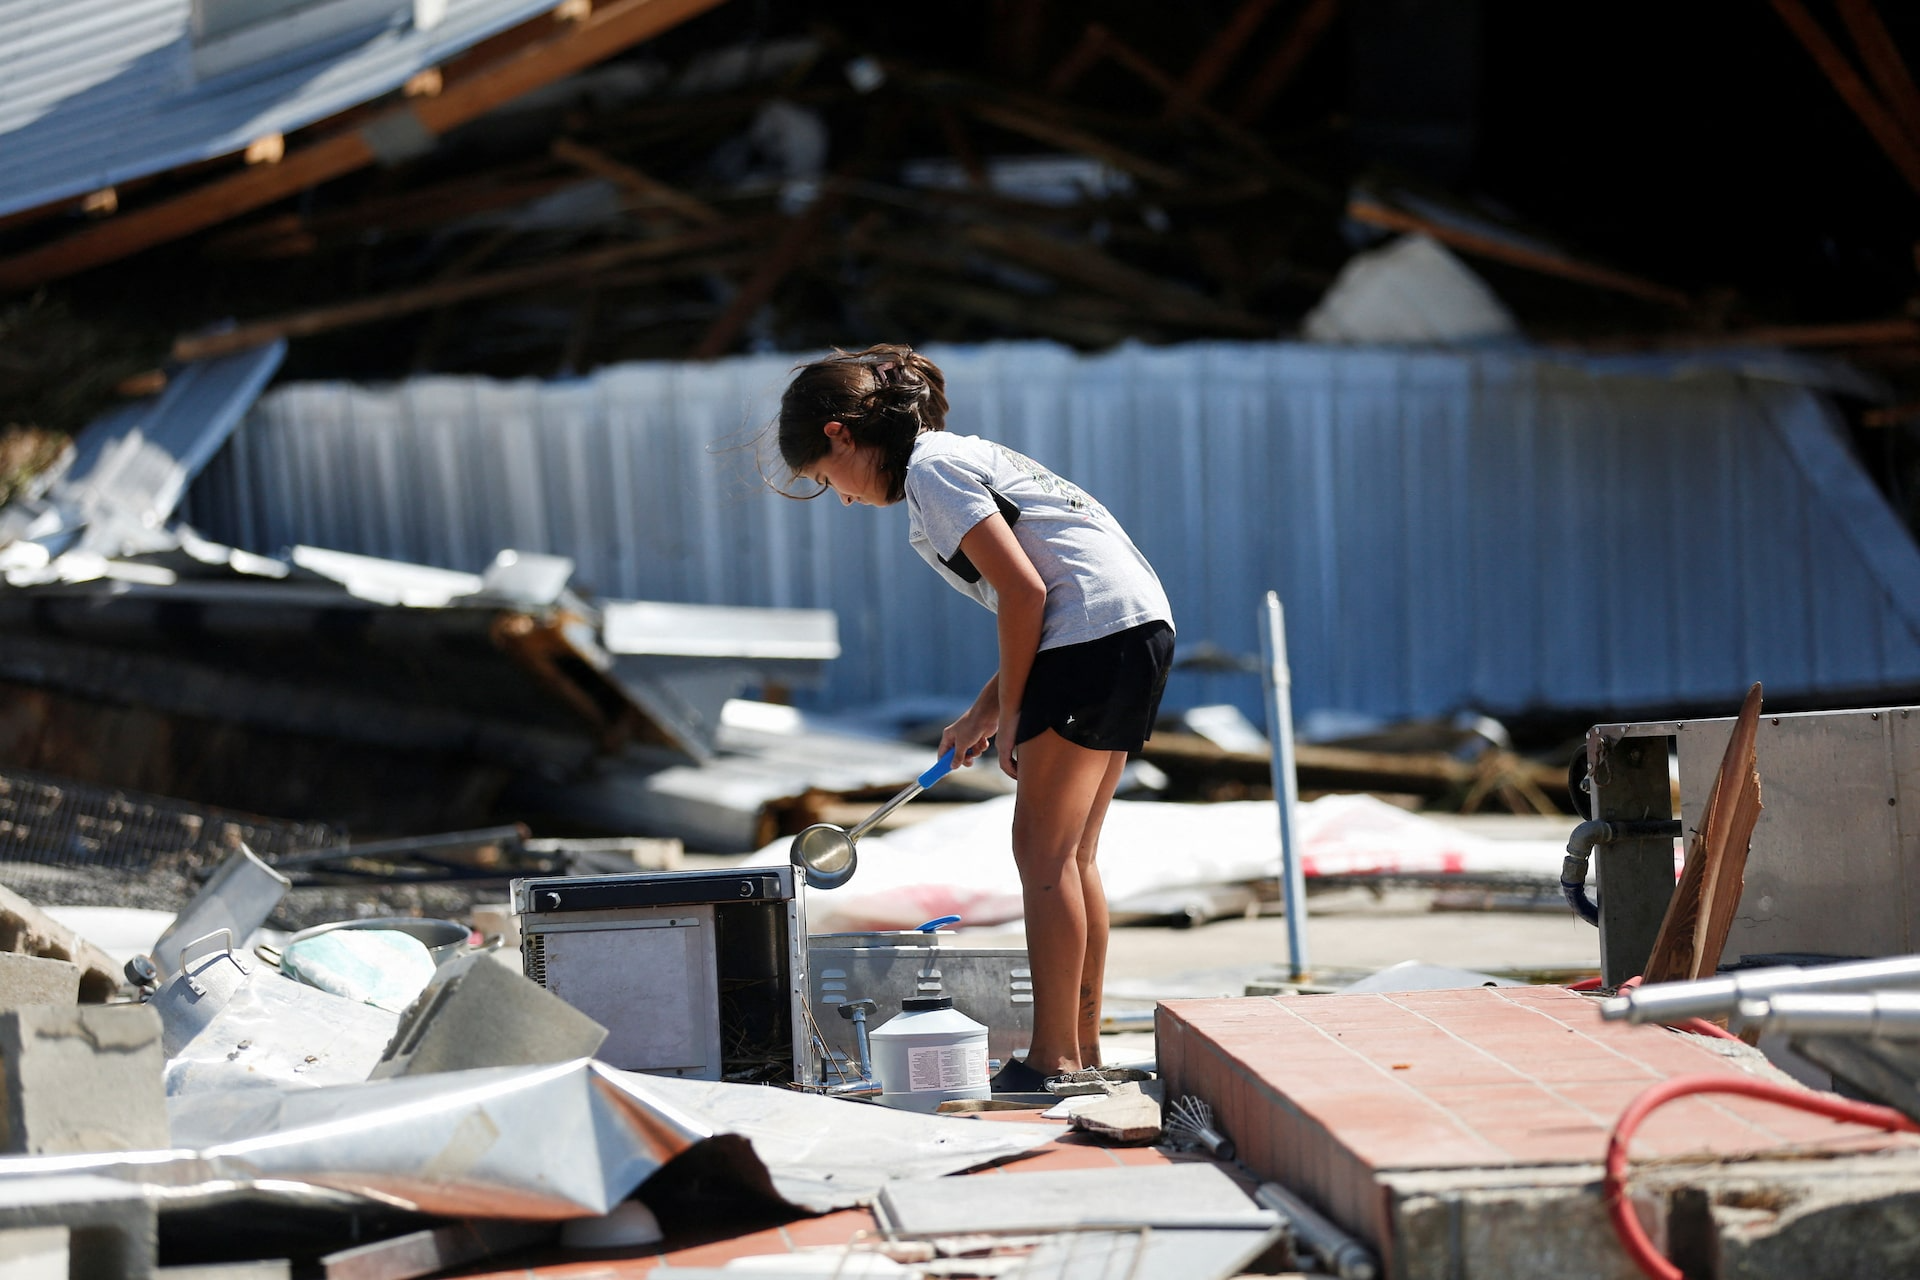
[0,1004,167,1156]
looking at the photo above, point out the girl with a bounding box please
[776,344,1175,1090]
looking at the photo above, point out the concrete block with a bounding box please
[1658,1154,1920,1280]
[0,1226,67,1280]
[0,1174,156,1280]
[0,1004,168,1155]
[371,950,606,1079]
[0,884,122,1002]
[0,953,80,1011]
[1384,1166,1643,1280]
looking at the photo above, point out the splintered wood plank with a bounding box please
[1643,682,1764,985]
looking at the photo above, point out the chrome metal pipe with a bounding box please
[1600,954,1920,1022]
[1737,991,1920,1039]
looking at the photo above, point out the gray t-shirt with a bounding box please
[904,432,1173,651]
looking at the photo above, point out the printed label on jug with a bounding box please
[905,1042,988,1092]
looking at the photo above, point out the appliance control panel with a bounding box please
[513,866,796,915]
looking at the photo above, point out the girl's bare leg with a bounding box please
[1074,751,1127,1066]
[1010,730,1126,1074]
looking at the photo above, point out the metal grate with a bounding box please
[0,767,341,900]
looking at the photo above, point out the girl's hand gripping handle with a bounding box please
[918,747,957,790]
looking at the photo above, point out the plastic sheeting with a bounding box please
[744,792,1576,932]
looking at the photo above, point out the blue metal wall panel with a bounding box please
[182,341,1920,725]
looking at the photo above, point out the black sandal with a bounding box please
[989,1057,1051,1093]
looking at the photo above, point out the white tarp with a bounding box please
[746,793,1577,932]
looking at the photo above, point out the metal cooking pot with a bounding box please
[284,916,473,966]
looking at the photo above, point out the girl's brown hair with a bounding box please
[776,344,948,502]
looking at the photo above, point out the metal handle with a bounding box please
[847,749,956,841]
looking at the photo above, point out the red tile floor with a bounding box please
[453,1112,1194,1278]
[1156,985,1920,1251]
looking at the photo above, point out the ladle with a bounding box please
[791,748,956,889]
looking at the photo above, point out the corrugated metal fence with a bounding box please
[183,341,1920,725]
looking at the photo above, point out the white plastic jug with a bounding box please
[868,996,990,1112]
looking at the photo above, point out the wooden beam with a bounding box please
[1234,0,1343,123]
[688,194,838,359]
[933,104,990,188]
[550,137,724,223]
[1863,399,1920,427]
[1168,0,1280,118]
[1835,0,1920,149]
[1347,197,1693,309]
[204,166,570,258]
[171,218,762,360]
[0,0,728,291]
[964,223,1276,334]
[1045,23,1112,96]
[963,99,1189,189]
[1653,316,1920,349]
[1770,0,1920,200]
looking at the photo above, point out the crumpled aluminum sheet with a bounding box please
[0,1059,1059,1222]
[610,1072,1061,1213]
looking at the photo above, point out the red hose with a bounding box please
[1673,1016,1740,1042]
[1604,1073,1920,1279]
[1566,975,1605,991]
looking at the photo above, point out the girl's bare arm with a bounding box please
[951,512,1045,779]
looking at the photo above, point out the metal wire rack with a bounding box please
[0,767,340,908]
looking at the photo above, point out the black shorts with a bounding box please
[1016,620,1175,753]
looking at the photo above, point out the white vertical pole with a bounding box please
[1259,591,1310,981]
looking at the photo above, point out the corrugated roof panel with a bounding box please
[57,340,285,541]
[0,0,560,216]
[181,341,1920,726]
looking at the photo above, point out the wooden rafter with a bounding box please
[0,0,728,292]
[1166,0,1280,119]
[1233,0,1343,123]
[550,138,724,224]
[171,218,764,361]
[1771,0,1920,199]
[1347,198,1692,309]
[1835,0,1920,150]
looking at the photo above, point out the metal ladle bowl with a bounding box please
[791,748,956,890]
